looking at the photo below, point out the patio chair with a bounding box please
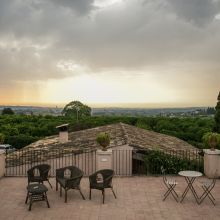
[56,166,85,203]
[89,169,116,204]
[27,164,52,188]
[161,166,178,202]
[198,171,218,205]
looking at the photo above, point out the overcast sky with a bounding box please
[0,0,220,107]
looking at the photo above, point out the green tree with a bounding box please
[2,108,15,115]
[214,91,220,133]
[62,101,91,120]
[0,133,5,144]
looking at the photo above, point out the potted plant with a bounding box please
[96,132,110,151]
[208,133,218,151]
[203,132,220,151]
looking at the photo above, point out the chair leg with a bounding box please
[111,187,117,199]
[163,185,178,202]
[102,189,105,204]
[25,192,29,204]
[47,179,53,189]
[29,196,32,211]
[65,190,67,203]
[89,188,91,200]
[56,181,58,191]
[79,188,85,200]
[199,186,216,205]
[60,185,62,197]
[45,192,50,208]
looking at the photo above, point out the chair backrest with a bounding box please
[211,169,218,186]
[89,169,114,187]
[27,164,51,182]
[56,166,84,179]
[161,166,167,183]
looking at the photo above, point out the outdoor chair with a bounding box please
[27,164,52,188]
[56,166,85,203]
[198,171,218,205]
[89,169,116,204]
[161,166,178,202]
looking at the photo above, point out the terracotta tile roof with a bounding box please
[7,123,198,167]
[25,122,196,152]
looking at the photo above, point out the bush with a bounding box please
[144,150,203,175]
[4,135,39,149]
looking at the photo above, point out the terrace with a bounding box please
[0,176,220,220]
[0,123,218,219]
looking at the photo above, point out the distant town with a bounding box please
[0,105,215,117]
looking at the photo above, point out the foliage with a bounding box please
[62,101,91,119]
[2,108,15,115]
[202,132,220,149]
[96,132,110,150]
[0,114,215,149]
[4,135,39,149]
[0,133,5,144]
[144,150,203,175]
[0,115,70,149]
[214,91,220,133]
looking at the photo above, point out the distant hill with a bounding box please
[0,105,214,117]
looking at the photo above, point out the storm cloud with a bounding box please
[0,0,220,105]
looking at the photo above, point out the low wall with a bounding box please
[0,150,5,178]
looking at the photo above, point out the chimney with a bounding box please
[56,124,69,143]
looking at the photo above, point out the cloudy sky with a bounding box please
[0,0,220,107]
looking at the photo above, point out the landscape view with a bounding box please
[0,0,220,219]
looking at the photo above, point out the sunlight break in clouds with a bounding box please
[0,0,220,107]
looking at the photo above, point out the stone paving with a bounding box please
[0,176,220,220]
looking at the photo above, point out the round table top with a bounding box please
[178,170,203,178]
[27,183,48,193]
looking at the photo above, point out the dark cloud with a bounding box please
[0,0,220,87]
[167,0,220,26]
[50,0,95,15]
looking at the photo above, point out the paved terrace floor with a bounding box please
[0,176,220,220]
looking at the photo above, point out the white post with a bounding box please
[96,149,112,171]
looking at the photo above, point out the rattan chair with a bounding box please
[27,164,52,188]
[89,169,116,204]
[161,166,178,202]
[56,166,85,203]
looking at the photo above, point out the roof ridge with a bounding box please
[119,122,129,145]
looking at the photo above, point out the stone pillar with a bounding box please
[0,150,5,178]
[96,149,112,171]
[204,149,220,178]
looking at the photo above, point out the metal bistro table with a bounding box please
[178,171,203,204]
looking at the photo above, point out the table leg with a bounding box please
[180,177,194,202]
[181,177,199,204]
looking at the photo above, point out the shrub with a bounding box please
[143,150,203,175]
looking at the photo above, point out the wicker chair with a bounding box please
[27,164,52,188]
[56,166,85,203]
[89,169,116,204]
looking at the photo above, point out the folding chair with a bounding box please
[198,172,217,205]
[161,166,178,202]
